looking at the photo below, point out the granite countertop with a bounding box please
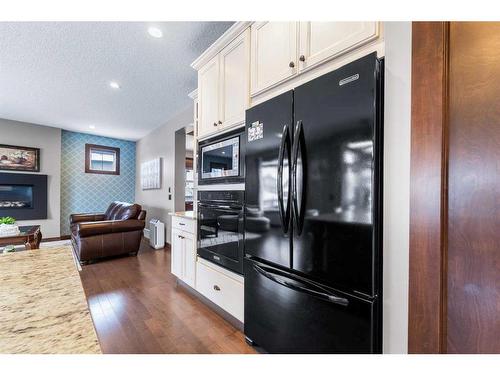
[169,211,196,220]
[0,246,101,354]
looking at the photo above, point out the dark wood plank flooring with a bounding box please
[79,239,256,354]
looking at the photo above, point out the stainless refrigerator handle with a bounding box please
[253,264,349,307]
[277,124,290,234]
[292,120,307,235]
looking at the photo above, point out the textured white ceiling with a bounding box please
[0,22,233,140]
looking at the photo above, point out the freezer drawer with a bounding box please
[244,258,379,353]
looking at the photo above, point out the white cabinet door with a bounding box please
[219,29,250,128]
[250,22,298,96]
[196,260,244,322]
[198,55,220,138]
[298,22,379,72]
[182,232,196,288]
[171,228,183,278]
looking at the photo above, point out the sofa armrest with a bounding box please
[76,219,145,238]
[70,213,106,224]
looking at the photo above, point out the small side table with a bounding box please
[0,225,42,250]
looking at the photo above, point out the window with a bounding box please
[85,144,120,175]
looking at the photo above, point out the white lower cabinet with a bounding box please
[171,226,196,289]
[171,229,184,278]
[196,258,244,322]
[183,234,196,288]
[170,216,244,322]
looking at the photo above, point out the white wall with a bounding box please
[135,107,193,244]
[0,119,61,238]
[382,22,412,353]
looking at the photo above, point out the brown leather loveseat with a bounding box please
[70,202,146,265]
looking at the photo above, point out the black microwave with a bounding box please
[198,128,245,185]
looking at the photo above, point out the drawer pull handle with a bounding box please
[179,223,185,226]
[213,285,221,291]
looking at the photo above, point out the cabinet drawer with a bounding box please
[196,260,244,322]
[171,216,195,234]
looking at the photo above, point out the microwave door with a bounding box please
[198,130,244,185]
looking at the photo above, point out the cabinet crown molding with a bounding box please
[191,21,253,70]
[188,88,198,100]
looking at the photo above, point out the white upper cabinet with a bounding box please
[196,29,251,139]
[193,21,381,135]
[250,22,298,96]
[219,29,250,128]
[298,22,379,73]
[198,55,220,138]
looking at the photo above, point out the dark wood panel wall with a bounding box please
[410,21,500,354]
[409,22,449,354]
[447,22,500,354]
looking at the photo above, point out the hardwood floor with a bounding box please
[79,239,256,354]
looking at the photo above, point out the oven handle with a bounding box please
[198,203,242,210]
[277,124,291,234]
[253,264,349,307]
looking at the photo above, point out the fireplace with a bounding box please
[0,173,47,220]
[0,185,34,208]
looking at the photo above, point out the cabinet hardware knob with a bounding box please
[299,55,305,62]
[218,120,222,125]
[213,285,221,291]
[213,122,218,127]
[289,61,295,68]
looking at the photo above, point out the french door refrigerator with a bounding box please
[243,53,383,354]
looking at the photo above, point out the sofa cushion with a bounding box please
[105,202,120,220]
[105,201,142,221]
[114,203,141,220]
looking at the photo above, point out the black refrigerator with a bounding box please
[243,53,384,354]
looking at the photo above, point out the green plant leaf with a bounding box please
[0,217,16,225]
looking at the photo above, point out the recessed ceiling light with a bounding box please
[148,27,163,38]
[109,81,120,89]
[89,125,96,129]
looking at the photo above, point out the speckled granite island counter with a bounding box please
[0,246,101,354]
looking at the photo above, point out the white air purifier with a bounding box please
[149,219,165,249]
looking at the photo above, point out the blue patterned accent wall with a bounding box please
[60,130,136,235]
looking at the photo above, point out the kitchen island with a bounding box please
[0,246,101,354]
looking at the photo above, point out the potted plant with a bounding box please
[3,245,16,253]
[0,217,20,237]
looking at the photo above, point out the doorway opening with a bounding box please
[174,125,195,213]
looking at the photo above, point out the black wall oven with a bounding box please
[198,128,245,185]
[197,190,244,274]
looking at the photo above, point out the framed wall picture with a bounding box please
[0,144,40,172]
[141,158,161,190]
